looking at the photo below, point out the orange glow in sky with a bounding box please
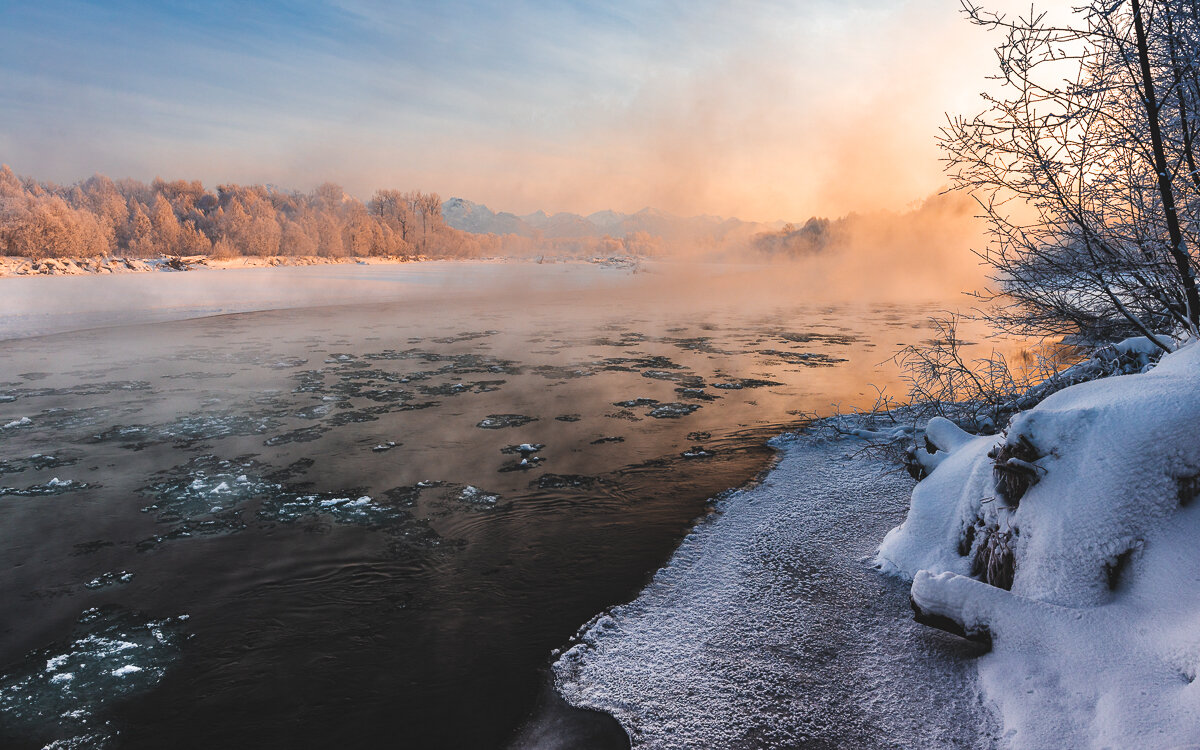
[1,1,1031,222]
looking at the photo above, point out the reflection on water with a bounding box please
[0,272,958,749]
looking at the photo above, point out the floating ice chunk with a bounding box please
[647,402,700,419]
[49,672,73,684]
[83,571,135,590]
[2,416,32,429]
[458,485,500,505]
[111,665,143,677]
[501,443,545,456]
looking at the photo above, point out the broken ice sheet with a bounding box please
[476,414,538,429]
[0,606,189,747]
[140,456,272,525]
[647,403,701,419]
[0,477,92,497]
[457,485,501,507]
[82,571,135,590]
[0,453,81,475]
[258,493,408,527]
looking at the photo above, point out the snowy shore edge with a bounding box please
[0,253,424,277]
[552,432,996,748]
[553,338,1200,748]
[0,253,641,278]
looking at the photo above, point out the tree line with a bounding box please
[0,166,492,260]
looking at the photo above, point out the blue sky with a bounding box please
[0,1,1002,220]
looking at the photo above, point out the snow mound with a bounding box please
[554,436,995,748]
[878,341,1200,747]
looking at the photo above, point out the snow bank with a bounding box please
[878,341,1200,747]
[554,436,995,748]
[0,254,416,278]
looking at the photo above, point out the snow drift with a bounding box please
[877,339,1200,747]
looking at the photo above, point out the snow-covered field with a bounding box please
[554,434,997,748]
[879,340,1200,747]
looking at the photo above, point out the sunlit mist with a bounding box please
[1,1,1009,221]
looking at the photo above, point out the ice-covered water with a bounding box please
[0,262,996,748]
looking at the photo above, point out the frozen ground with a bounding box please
[554,433,997,749]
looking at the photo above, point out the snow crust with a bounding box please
[554,435,995,748]
[878,341,1200,747]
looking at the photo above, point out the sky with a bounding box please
[0,1,1011,222]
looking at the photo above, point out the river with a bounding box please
[0,261,978,748]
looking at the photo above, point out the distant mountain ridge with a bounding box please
[441,197,782,242]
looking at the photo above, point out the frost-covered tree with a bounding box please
[945,0,1200,349]
[0,165,474,261]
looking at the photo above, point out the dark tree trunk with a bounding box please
[1132,0,1200,329]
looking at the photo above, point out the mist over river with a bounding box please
[0,261,966,748]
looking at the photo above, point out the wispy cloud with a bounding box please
[1,0,1005,220]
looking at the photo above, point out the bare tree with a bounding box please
[944,0,1200,351]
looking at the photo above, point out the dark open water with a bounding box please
[0,265,946,748]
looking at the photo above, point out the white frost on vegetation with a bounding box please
[878,340,1200,748]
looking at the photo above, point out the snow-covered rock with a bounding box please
[878,341,1200,747]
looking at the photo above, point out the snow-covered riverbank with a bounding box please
[553,434,997,748]
[0,253,423,277]
[556,338,1200,748]
[880,339,1200,748]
